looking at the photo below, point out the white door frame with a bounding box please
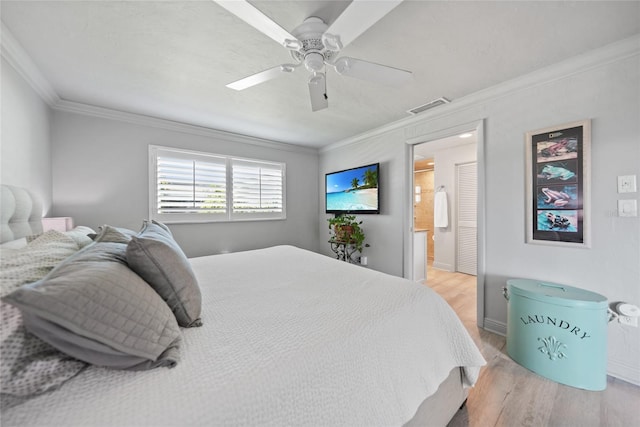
[403,119,486,329]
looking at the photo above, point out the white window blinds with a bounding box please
[157,156,227,214]
[232,159,284,219]
[150,146,286,223]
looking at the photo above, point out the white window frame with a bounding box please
[149,145,286,223]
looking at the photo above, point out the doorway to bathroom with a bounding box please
[404,119,485,328]
[412,132,477,279]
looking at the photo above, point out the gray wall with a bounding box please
[319,46,640,383]
[51,111,320,257]
[320,129,407,277]
[1,57,52,211]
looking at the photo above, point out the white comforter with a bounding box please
[4,245,485,426]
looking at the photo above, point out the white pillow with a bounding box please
[70,225,95,234]
[65,226,95,248]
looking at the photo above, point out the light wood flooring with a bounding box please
[421,265,640,427]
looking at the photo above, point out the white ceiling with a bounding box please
[2,1,639,148]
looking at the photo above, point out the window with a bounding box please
[231,158,284,219]
[149,146,286,223]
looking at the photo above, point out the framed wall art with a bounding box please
[525,120,591,247]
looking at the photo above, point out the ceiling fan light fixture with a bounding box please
[304,52,325,73]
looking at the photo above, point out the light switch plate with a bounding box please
[618,199,638,217]
[618,175,637,193]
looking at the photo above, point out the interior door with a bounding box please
[456,162,477,275]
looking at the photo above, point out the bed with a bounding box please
[0,184,485,426]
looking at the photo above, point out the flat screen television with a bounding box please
[325,163,380,215]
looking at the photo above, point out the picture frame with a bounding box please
[525,119,591,247]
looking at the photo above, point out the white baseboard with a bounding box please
[481,317,640,386]
[608,359,640,387]
[482,318,506,336]
[432,261,453,272]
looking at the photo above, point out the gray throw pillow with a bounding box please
[126,221,203,327]
[4,242,181,370]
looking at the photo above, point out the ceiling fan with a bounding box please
[214,0,412,112]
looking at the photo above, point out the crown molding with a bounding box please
[54,100,318,155]
[4,13,636,157]
[1,21,60,106]
[321,34,640,153]
[1,21,316,156]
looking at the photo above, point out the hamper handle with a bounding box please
[502,286,509,300]
[537,282,566,292]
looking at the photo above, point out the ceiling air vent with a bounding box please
[407,97,451,115]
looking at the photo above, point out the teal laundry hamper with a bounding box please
[504,279,608,391]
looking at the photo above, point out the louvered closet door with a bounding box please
[456,162,477,276]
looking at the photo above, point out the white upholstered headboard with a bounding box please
[0,185,43,243]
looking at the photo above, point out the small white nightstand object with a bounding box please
[42,217,74,232]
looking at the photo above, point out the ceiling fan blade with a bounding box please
[322,0,403,51]
[227,64,298,91]
[332,57,412,87]
[308,73,328,112]
[213,1,301,50]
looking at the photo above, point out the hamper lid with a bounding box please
[507,278,607,309]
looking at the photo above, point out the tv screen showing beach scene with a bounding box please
[325,163,379,214]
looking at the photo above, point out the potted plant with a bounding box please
[327,214,369,253]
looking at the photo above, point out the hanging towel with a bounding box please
[434,191,449,228]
